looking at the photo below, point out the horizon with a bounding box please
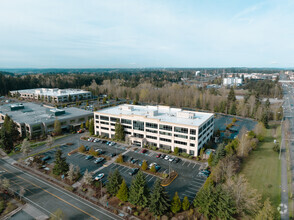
[1,0,294,68]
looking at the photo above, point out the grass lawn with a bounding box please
[240,122,281,208]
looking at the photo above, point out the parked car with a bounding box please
[174,157,181,163]
[95,173,104,181]
[169,157,175,162]
[164,155,170,160]
[93,138,100,143]
[128,157,134,162]
[128,168,139,176]
[160,154,166,159]
[140,149,147,154]
[94,157,105,164]
[110,142,116,146]
[131,158,138,164]
[95,148,104,154]
[85,146,90,151]
[106,141,111,145]
[85,155,93,160]
[77,129,84,133]
[139,160,148,167]
[41,155,51,162]
[156,153,161,158]
[110,153,116,157]
[101,140,107,144]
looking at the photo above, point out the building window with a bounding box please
[70,119,75,123]
[146,135,157,140]
[100,116,109,121]
[190,129,196,135]
[123,125,132,129]
[146,129,158,134]
[159,144,171,150]
[134,133,144,138]
[96,126,99,129]
[133,121,144,131]
[174,134,188,139]
[146,122,158,129]
[121,118,132,125]
[125,131,131,135]
[189,150,195,155]
[101,121,109,125]
[190,143,195,147]
[111,123,115,126]
[110,117,119,122]
[79,118,85,122]
[111,129,115,131]
[190,136,196,140]
[159,124,172,131]
[159,131,172,136]
[101,127,109,130]
[174,126,188,134]
[174,140,187,145]
[159,137,171,142]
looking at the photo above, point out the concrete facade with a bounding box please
[94,104,214,156]
[10,88,92,103]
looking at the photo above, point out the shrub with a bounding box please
[273,143,279,152]
[174,147,179,155]
[232,117,237,123]
[257,134,264,142]
[141,160,148,171]
[78,145,86,153]
[116,154,124,163]
[0,200,5,214]
[150,165,156,173]
[180,152,190,158]
[89,147,98,156]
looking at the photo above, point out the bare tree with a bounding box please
[19,186,26,199]
[237,127,251,158]
[67,164,75,183]
[254,122,266,137]
[46,135,54,149]
[21,138,30,156]
[1,177,10,190]
[82,169,92,186]
[224,175,261,217]
[74,165,80,179]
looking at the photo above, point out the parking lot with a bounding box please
[40,135,206,201]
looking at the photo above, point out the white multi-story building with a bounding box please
[94,104,214,156]
[10,88,92,103]
[223,77,243,86]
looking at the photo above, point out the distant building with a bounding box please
[10,88,92,103]
[223,77,243,86]
[94,104,214,156]
[0,102,92,139]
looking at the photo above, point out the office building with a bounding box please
[10,88,92,103]
[0,102,92,139]
[94,104,214,156]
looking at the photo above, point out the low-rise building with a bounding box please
[10,88,92,103]
[223,77,243,86]
[94,104,214,156]
[0,102,92,139]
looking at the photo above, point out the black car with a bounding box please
[85,146,90,151]
[131,159,138,164]
[128,168,139,176]
[160,154,166,159]
[110,153,116,157]
[128,157,134,162]
[174,157,181,163]
[101,140,107,144]
[41,155,51,162]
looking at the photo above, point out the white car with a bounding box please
[149,162,157,169]
[169,157,175,162]
[164,155,170,160]
[95,173,104,181]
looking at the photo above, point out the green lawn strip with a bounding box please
[285,138,293,217]
[240,124,281,208]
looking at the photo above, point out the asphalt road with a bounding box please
[0,159,122,220]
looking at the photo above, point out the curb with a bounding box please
[161,172,178,187]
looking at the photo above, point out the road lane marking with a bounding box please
[1,166,100,220]
[0,163,122,220]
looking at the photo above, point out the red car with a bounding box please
[156,153,161,158]
[140,149,147,154]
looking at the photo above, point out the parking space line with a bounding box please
[186,162,191,167]
[120,166,128,172]
[193,163,197,168]
[182,161,186,166]
[182,193,195,198]
[192,181,204,187]
[148,175,155,182]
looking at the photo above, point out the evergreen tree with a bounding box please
[261,111,269,128]
[53,149,69,176]
[53,119,62,135]
[182,196,190,211]
[170,192,181,213]
[212,142,226,166]
[116,179,128,202]
[196,98,201,109]
[149,179,170,216]
[128,171,149,207]
[207,153,214,167]
[150,164,156,173]
[227,87,236,102]
[89,119,94,135]
[230,102,237,115]
[0,115,18,153]
[85,120,89,129]
[255,198,275,220]
[193,184,236,219]
[106,169,123,195]
[114,120,125,141]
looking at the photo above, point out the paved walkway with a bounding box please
[281,123,290,220]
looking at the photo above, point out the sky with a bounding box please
[0,0,294,68]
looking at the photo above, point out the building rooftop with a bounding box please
[97,104,213,127]
[11,88,90,97]
[0,102,92,125]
